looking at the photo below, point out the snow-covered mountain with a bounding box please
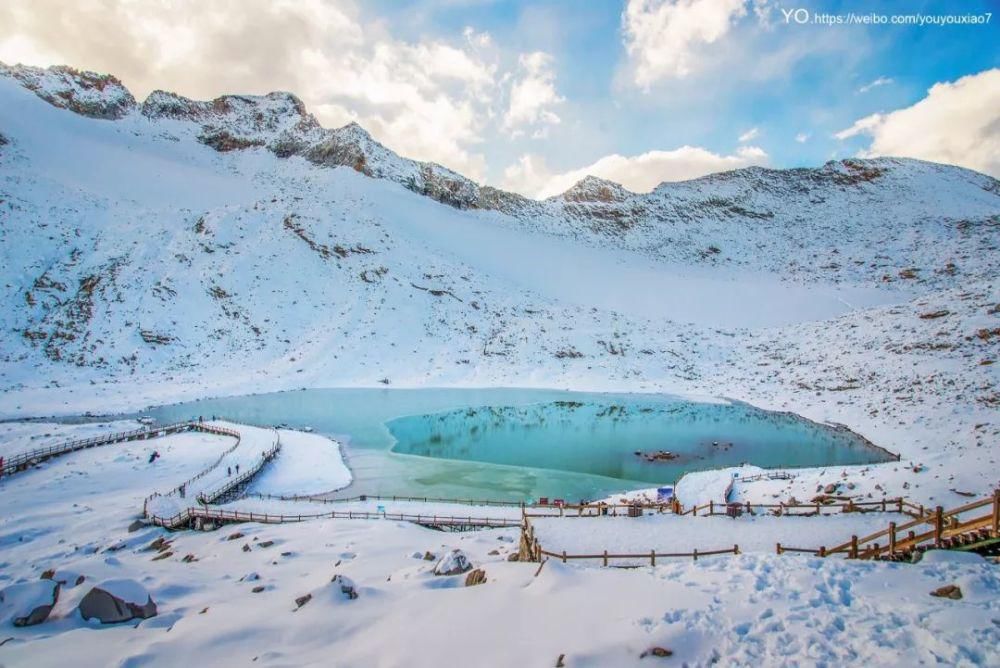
[0,63,998,433]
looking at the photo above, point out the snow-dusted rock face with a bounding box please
[0,64,135,120]
[78,579,157,624]
[0,580,60,627]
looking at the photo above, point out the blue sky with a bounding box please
[361,0,999,191]
[0,0,997,196]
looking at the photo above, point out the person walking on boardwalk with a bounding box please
[235,464,240,474]
[227,466,231,476]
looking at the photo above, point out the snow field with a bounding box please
[0,417,997,666]
[247,429,352,496]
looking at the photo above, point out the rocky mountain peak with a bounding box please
[0,62,136,120]
[559,175,634,203]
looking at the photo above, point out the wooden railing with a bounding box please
[196,430,281,504]
[776,490,1000,559]
[0,420,210,477]
[677,497,921,518]
[144,427,280,528]
[275,492,532,508]
[141,424,243,519]
[737,471,795,483]
[147,505,521,530]
[519,514,738,566]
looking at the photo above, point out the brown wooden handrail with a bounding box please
[780,489,999,560]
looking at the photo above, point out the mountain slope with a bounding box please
[0,62,997,453]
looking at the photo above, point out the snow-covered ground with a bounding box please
[530,513,899,562]
[247,429,351,496]
[0,422,997,667]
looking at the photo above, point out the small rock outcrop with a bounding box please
[433,549,473,576]
[930,584,963,600]
[78,579,157,624]
[1,580,60,627]
[464,569,487,587]
[331,574,358,600]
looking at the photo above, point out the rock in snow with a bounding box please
[331,575,358,600]
[0,580,60,627]
[78,579,157,624]
[464,569,487,587]
[433,549,473,576]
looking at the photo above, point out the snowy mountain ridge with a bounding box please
[4,61,998,236]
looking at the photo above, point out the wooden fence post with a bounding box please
[650,550,655,567]
[603,550,608,567]
[850,535,858,559]
[776,543,782,555]
[709,501,714,515]
[888,522,896,555]
[734,544,740,555]
[561,551,567,564]
[992,489,1000,537]
[819,546,826,557]
[934,506,943,547]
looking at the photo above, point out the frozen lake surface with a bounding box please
[127,388,894,502]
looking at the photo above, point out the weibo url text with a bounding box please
[781,9,992,27]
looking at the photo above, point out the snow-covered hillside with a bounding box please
[0,62,998,503]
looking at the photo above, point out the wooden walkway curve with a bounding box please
[1,420,229,478]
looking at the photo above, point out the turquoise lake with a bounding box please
[136,388,894,502]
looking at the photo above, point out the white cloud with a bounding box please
[502,51,564,136]
[834,114,885,140]
[834,68,1000,177]
[857,76,893,94]
[795,132,809,143]
[503,145,769,198]
[0,0,505,180]
[622,0,747,88]
[738,127,759,142]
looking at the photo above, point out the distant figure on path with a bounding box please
[235,464,240,474]
[148,451,159,464]
[179,483,186,498]
[227,466,232,476]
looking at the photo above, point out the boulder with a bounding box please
[465,569,487,587]
[79,579,157,624]
[331,575,358,600]
[434,549,473,576]
[1,580,60,627]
